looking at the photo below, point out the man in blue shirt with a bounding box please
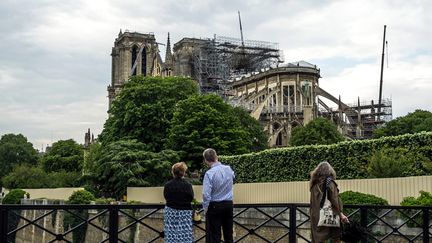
[202,148,235,243]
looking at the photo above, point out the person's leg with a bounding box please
[206,203,223,243]
[221,202,234,243]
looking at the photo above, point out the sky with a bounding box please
[0,0,431,149]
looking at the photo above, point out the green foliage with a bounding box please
[83,142,102,174]
[220,132,432,183]
[233,107,268,152]
[2,165,82,189]
[99,76,198,151]
[166,94,268,169]
[340,191,388,224]
[64,190,95,243]
[2,165,50,188]
[2,189,27,204]
[90,139,179,199]
[68,190,95,204]
[0,134,38,186]
[41,139,84,172]
[340,191,389,205]
[368,147,431,178]
[290,117,344,146]
[374,109,432,138]
[2,189,27,242]
[400,191,432,227]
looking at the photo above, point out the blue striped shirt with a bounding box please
[202,162,235,210]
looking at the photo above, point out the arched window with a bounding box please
[131,45,138,76]
[141,47,147,76]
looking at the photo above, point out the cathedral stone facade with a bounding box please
[108,30,170,109]
[107,30,391,147]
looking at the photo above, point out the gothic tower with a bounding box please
[107,30,161,109]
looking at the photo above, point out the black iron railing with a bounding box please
[0,203,431,242]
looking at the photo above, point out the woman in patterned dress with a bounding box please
[164,162,194,242]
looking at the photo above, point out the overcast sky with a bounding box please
[1,0,431,149]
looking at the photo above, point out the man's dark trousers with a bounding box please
[205,201,233,243]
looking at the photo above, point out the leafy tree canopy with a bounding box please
[41,139,84,172]
[2,165,82,189]
[99,76,198,151]
[91,139,179,199]
[374,109,432,138]
[367,147,431,178]
[83,142,102,175]
[290,117,344,146]
[0,133,38,185]
[166,94,268,169]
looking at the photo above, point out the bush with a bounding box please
[68,190,95,204]
[368,147,430,178]
[64,190,95,243]
[400,191,432,227]
[2,189,26,204]
[340,191,389,206]
[220,132,432,183]
[2,189,27,242]
[340,191,388,225]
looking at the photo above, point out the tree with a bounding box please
[91,139,179,199]
[368,147,430,178]
[41,139,83,172]
[374,109,432,138]
[290,117,344,146]
[83,142,102,174]
[2,165,82,189]
[99,76,198,151]
[166,94,267,169]
[0,133,38,186]
[2,165,50,188]
[233,107,268,152]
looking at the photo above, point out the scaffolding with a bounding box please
[317,98,392,139]
[192,35,284,94]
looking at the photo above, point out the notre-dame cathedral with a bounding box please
[107,30,392,147]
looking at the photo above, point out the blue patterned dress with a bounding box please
[164,206,194,242]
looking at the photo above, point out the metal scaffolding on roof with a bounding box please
[192,35,284,94]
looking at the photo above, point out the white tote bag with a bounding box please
[317,196,340,227]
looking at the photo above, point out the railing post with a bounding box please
[109,206,119,243]
[360,207,368,243]
[423,208,430,243]
[289,205,296,243]
[0,207,8,243]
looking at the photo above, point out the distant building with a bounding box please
[84,128,95,148]
[107,30,392,146]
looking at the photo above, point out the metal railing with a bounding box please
[0,203,431,242]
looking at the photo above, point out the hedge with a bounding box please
[220,132,432,183]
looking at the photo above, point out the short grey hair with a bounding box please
[203,148,218,162]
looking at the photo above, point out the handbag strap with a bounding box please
[319,177,332,208]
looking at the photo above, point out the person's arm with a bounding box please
[328,181,349,223]
[188,183,194,201]
[163,183,168,201]
[202,172,212,211]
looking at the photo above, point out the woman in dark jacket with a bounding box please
[163,162,194,242]
[310,161,349,243]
